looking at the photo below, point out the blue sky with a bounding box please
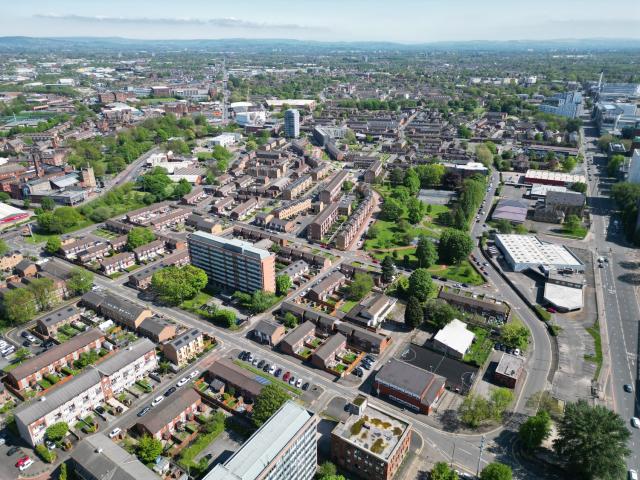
[3,0,640,43]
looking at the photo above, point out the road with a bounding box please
[581,118,640,471]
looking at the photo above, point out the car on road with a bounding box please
[283,371,291,382]
[151,396,164,407]
[18,459,34,471]
[177,377,188,387]
[189,370,200,379]
[137,407,151,417]
[295,378,303,388]
[629,469,638,480]
[632,417,640,428]
[624,384,633,393]
[164,386,177,397]
[109,428,121,439]
[302,382,310,391]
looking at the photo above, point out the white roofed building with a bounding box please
[432,319,475,359]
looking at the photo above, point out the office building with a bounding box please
[284,109,300,138]
[538,91,583,118]
[188,232,276,293]
[204,401,317,480]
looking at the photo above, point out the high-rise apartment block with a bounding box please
[284,109,300,138]
[188,232,276,293]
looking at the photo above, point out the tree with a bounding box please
[607,154,625,177]
[0,239,8,257]
[38,207,83,234]
[127,227,156,250]
[431,462,459,480]
[67,268,94,295]
[282,312,298,329]
[380,198,404,221]
[424,299,460,329]
[500,320,530,350]
[407,197,426,224]
[390,167,405,186]
[415,236,438,268]
[459,394,490,428]
[27,277,56,311]
[317,461,337,479]
[381,255,395,284]
[276,274,292,296]
[14,347,30,362]
[554,400,630,480]
[416,164,445,187]
[45,236,62,255]
[137,167,173,199]
[408,269,435,302]
[480,462,512,480]
[172,178,192,198]
[476,144,493,167]
[560,156,577,173]
[519,410,551,451]
[59,462,68,480]
[40,197,55,211]
[438,229,474,265]
[158,361,172,374]
[346,273,374,300]
[213,309,237,328]
[564,214,581,232]
[569,182,587,194]
[405,296,424,328]
[2,288,36,324]
[46,422,69,442]
[252,384,289,427]
[494,219,514,234]
[137,435,163,463]
[403,168,420,195]
[489,387,514,421]
[151,265,208,305]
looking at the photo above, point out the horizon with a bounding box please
[3,0,640,43]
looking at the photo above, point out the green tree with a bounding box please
[172,178,192,198]
[564,214,581,232]
[519,410,551,451]
[407,197,426,224]
[346,273,374,300]
[127,227,156,250]
[553,400,631,480]
[137,435,163,463]
[213,309,237,328]
[14,347,31,362]
[380,198,405,221]
[430,462,459,480]
[480,462,512,480]
[424,299,460,329]
[40,197,55,211]
[389,167,405,186]
[38,207,83,234]
[27,277,56,311]
[500,320,530,350]
[252,384,289,427]
[438,229,474,265]
[233,290,280,313]
[158,361,172,374]
[276,274,292,296]
[282,312,298,329]
[405,296,424,328]
[459,394,490,428]
[0,239,8,257]
[476,144,493,167]
[59,462,68,480]
[489,387,514,421]
[151,265,208,305]
[45,236,62,255]
[569,182,587,194]
[494,219,513,234]
[2,288,36,324]
[409,268,435,302]
[415,236,438,268]
[67,268,94,295]
[381,255,395,283]
[607,154,625,177]
[560,156,577,173]
[416,164,445,187]
[46,422,69,442]
[403,168,421,195]
[317,461,337,478]
[137,167,173,199]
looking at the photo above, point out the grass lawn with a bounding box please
[93,228,117,239]
[561,226,588,239]
[339,299,358,313]
[427,260,484,285]
[25,219,94,244]
[334,363,347,373]
[180,291,213,313]
[585,322,603,380]
[342,353,357,363]
[233,360,301,395]
[463,327,493,367]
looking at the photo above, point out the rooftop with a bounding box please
[190,232,273,260]
[433,319,475,357]
[496,234,583,270]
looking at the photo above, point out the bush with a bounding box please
[35,444,56,463]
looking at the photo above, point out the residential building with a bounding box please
[319,170,349,204]
[96,339,158,396]
[307,203,339,241]
[432,319,475,359]
[336,322,391,354]
[308,271,346,302]
[311,333,347,370]
[493,353,525,389]
[343,293,396,328]
[162,328,204,366]
[135,388,202,440]
[100,252,135,276]
[7,328,105,390]
[36,305,81,337]
[204,401,317,480]
[438,286,510,322]
[279,321,317,356]
[282,174,312,200]
[332,401,412,480]
[280,260,309,280]
[284,109,300,138]
[206,359,264,402]
[0,251,23,271]
[364,160,383,183]
[373,358,445,414]
[335,188,375,250]
[230,197,259,220]
[188,232,276,293]
[81,291,153,329]
[273,197,312,219]
[252,319,286,346]
[71,433,160,480]
[133,239,166,262]
[138,317,177,343]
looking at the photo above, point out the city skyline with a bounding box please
[2,0,640,43]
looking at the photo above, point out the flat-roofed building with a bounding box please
[493,353,525,389]
[188,232,276,293]
[332,402,412,480]
[524,169,586,187]
[374,358,445,414]
[204,401,317,480]
[495,234,584,272]
[432,319,475,359]
[307,203,339,241]
[162,328,204,366]
[135,388,202,440]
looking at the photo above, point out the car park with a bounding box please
[151,396,164,407]
[177,377,188,387]
[137,407,151,417]
[108,428,121,438]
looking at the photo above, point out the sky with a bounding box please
[2,0,640,43]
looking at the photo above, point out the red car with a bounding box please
[283,371,291,382]
[15,456,30,468]
[546,307,557,313]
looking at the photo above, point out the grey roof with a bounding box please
[280,321,316,349]
[204,401,313,480]
[336,322,386,347]
[253,319,282,338]
[309,271,345,298]
[8,328,104,382]
[190,232,273,260]
[207,359,264,399]
[81,290,106,310]
[375,358,445,404]
[495,353,525,379]
[72,433,160,480]
[166,328,202,351]
[99,293,149,322]
[96,339,156,376]
[138,317,174,337]
[15,368,102,426]
[38,305,80,327]
[312,333,346,361]
[546,190,585,207]
[136,387,200,436]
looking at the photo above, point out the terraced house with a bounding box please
[162,328,204,367]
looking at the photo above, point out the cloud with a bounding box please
[34,13,324,31]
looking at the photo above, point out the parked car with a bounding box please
[0,437,6,446]
[19,459,34,471]
[546,307,557,313]
[283,371,291,382]
[137,407,151,417]
[108,428,121,439]
[238,351,247,360]
[189,370,200,379]
[164,386,177,397]
[295,378,303,388]
[20,331,29,339]
[262,363,270,372]
[257,360,265,369]
[288,376,296,385]
[302,382,310,391]
[632,417,640,428]
[7,447,20,456]
[514,348,521,356]
[274,368,282,377]
[624,384,633,393]
[361,362,372,370]
[15,456,30,468]
[177,377,188,387]
[269,365,276,375]
[151,396,164,407]
[629,469,638,480]
[95,406,105,415]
